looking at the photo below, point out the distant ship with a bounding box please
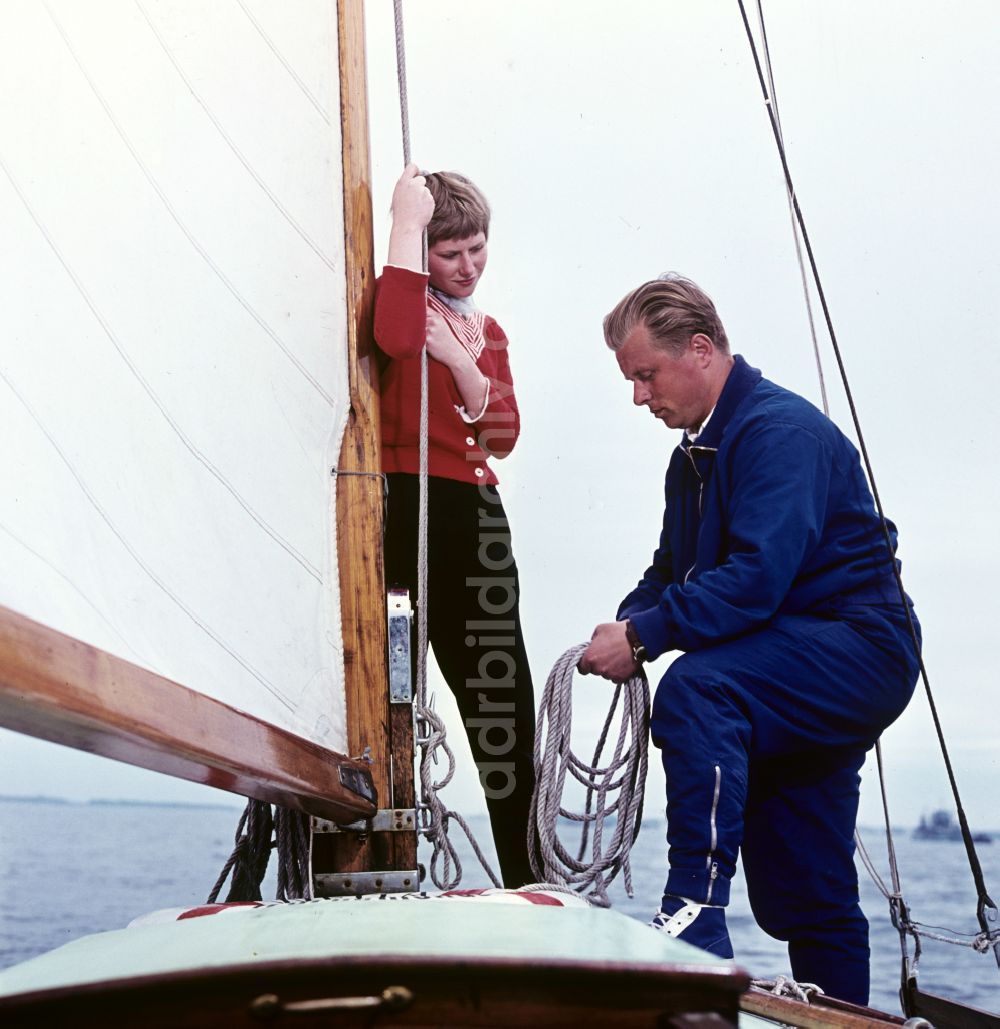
[913,809,992,843]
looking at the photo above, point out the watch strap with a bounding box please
[624,619,648,663]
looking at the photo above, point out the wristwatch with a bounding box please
[624,619,647,664]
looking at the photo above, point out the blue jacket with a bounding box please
[618,355,906,660]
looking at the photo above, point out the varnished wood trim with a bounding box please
[740,988,906,1027]
[335,0,390,803]
[389,701,417,868]
[328,0,419,876]
[0,605,375,823]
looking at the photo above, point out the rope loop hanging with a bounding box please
[529,643,650,908]
[207,799,311,903]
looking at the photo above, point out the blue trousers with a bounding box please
[650,606,919,1004]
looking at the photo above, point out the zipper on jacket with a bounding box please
[683,445,705,577]
[686,444,717,517]
[705,764,721,903]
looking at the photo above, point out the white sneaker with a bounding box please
[649,894,734,958]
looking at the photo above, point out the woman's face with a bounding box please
[427,232,488,298]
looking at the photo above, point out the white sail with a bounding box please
[0,0,350,751]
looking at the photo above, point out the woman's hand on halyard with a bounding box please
[391,164,434,234]
[387,164,434,271]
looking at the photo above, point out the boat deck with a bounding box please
[0,893,750,1026]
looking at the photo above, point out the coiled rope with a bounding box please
[529,644,649,907]
[207,799,311,903]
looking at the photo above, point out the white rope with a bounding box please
[517,881,589,901]
[391,0,500,891]
[751,976,824,1002]
[529,643,650,907]
[413,691,501,889]
[855,827,892,900]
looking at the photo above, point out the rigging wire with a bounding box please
[737,0,1000,973]
[753,0,828,416]
[750,6,913,957]
[751,0,912,972]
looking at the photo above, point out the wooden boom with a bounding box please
[0,604,375,823]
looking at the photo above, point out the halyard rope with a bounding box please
[529,644,649,907]
[393,0,501,891]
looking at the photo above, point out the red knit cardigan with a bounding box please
[373,265,521,486]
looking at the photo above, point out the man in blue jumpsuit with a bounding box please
[579,274,920,1005]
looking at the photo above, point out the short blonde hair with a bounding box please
[603,273,730,356]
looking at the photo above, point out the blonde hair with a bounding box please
[603,273,730,356]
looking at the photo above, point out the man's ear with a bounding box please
[690,332,714,363]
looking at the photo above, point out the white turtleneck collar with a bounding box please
[428,284,478,317]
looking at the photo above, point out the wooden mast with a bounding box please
[332,0,389,816]
[311,0,417,886]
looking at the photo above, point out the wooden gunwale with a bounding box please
[740,988,908,1027]
[0,954,751,1028]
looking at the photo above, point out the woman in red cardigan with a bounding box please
[375,164,536,888]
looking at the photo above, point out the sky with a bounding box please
[2,0,999,845]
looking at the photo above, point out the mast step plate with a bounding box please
[313,870,421,896]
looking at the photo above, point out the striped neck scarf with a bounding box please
[427,287,486,362]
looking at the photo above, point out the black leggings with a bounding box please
[384,472,537,887]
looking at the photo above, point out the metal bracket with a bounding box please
[313,870,421,896]
[387,588,413,703]
[313,808,416,834]
[338,763,376,804]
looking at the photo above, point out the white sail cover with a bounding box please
[0,1,350,751]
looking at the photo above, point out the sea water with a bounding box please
[2,797,999,1017]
